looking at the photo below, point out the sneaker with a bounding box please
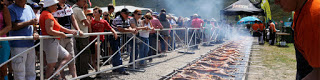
[119,71,130,75]
[139,63,147,67]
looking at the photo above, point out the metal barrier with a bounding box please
[0,27,221,80]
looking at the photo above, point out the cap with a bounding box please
[30,2,41,9]
[161,9,166,13]
[43,0,59,8]
[39,0,44,5]
[152,12,158,16]
[193,14,198,18]
[87,10,93,14]
[121,8,131,13]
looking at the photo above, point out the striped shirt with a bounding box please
[112,15,130,31]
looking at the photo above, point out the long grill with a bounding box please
[162,37,253,80]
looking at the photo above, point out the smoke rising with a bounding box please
[161,0,224,20]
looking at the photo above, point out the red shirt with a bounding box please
[89,19,112,41]
[293,0,320,67]
[40,11,61,39]
[191,18,204,28]
[150,17,163,33]
[259,23,265,31]
[252,23,260,32]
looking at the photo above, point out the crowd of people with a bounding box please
[0,0,285,80]
[4,0,316,79]
[250,20,277,45]
[0,0,225,80]
[0,0,317,80]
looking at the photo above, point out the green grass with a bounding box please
[261,43,296,69]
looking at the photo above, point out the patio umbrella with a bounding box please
[237,16,261,24]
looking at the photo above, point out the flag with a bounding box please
[113,0,116,6]
[261,0,272,21]
[88,0,92,7]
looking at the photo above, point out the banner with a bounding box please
[261,0,272,21]
[113,0,116,6]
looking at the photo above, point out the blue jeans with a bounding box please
[128,37,139,64]
[108,36,125,72]
[160,36,165,51]
[0,41,10,80]
[139,37,149,64]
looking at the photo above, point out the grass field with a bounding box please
[247,41,297,80]
[262,43,296,69]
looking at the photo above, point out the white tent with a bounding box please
[89,5,151,13]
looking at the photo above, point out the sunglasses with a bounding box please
[145,17,152,20]
[137,14,142,15]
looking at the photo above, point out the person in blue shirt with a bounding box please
[8,0,39,79]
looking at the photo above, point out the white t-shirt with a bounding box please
[139,22,151,38]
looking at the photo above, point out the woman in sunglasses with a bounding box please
[128,9,142,67]
[137,13,154,67]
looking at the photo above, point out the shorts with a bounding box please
[90,40,103,55]
[59,38,75,64]
[43,39,69,64]
[160,31,170,37]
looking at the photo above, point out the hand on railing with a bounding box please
[59,33,67,38]
[151,28,155,32]
[71,30,77,36]
[113,33,118,40]
[152,27,155,32]
[78,30,84,36]
[71,30,83,36]
[133,29,138,34]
